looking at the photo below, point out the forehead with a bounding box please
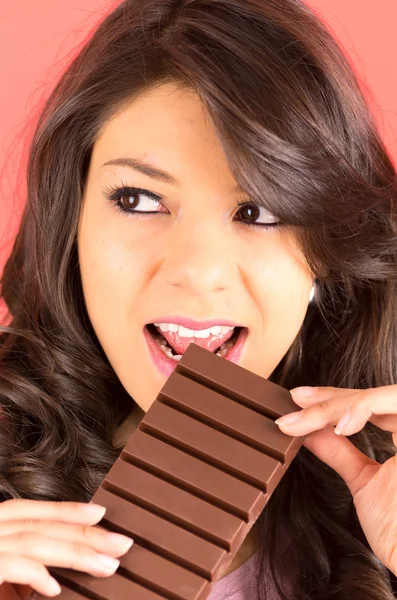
[90,83,241,192]
[95,83,213,153]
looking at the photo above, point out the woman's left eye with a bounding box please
[102,184,282,230]
[234,198,282,228]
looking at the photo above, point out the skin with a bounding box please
[77,81,315,578]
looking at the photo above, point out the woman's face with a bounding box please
[77,82,314,413]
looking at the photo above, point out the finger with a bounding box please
[290,391,397,435]
[0,521,133,558]
[332,388,397,436]
[291,385,397,416]
[278,385,397,436]
[276,391,367,435]
[0,553,61,597]
[0,501,106,526]
[0,533,120,578]
[290,386,361,407]
[303,426,380,498]
[367,413,397,432]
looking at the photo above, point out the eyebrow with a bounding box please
[102,157,179,186]
[102,157,243,193]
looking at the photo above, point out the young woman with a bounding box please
[0,0,396,599]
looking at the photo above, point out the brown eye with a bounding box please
[237,203,260,223]
[119,191,140,209]
[235,200,280,228]
[102,183,166,219]
[117,189,162,212]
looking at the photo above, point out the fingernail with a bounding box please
[81,504,106,518]
[290,387,317,397]
[334,411,351,435]
[106,532,134,551]
[275,411,303,426]
[94,554,120,574]
[47,577,62,596]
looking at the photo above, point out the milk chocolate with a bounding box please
[36,343,304,600]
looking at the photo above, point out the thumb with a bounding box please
[302,426,379,497]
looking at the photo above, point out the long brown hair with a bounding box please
[1,0,397,598]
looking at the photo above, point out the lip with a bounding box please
[144,325,249,379]
[147,316,244,331]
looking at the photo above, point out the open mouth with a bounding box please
[145,323,242,362]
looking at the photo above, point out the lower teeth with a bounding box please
[156,337,234,361]
[216,345,230,358]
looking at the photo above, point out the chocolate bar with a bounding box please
[36,343,305,600]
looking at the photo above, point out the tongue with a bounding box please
[155,326,236,355]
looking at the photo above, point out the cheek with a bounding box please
[77,207,150,356]
[251,239,312,320]
[246,239,312,376]
[78,204,149,306]
[76,207,169,409]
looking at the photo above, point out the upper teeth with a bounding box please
[153,323,235,338]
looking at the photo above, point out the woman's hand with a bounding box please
[275,385,397,576]
[0,499,134,598]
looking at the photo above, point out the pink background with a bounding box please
[1,0,396,323]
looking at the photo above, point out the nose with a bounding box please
[163,220,236,297]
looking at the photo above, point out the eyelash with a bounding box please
[101,181,282,230]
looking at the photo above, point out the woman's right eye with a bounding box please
[102,185,166,218]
